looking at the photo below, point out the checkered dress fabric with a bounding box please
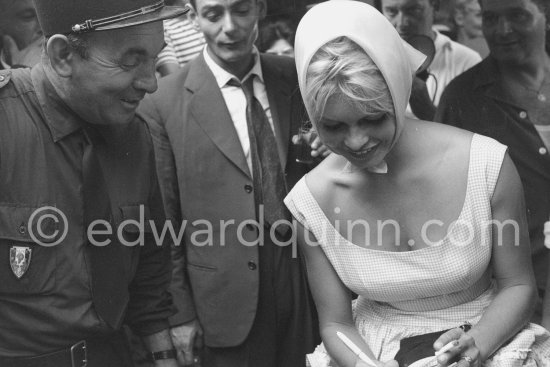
[285,134,550,367]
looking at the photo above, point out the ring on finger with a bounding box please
[460,355,474,365]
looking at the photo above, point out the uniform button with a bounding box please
[19,224,26,235]
[244,184,253,193]
[519,111,527,119]
[540,147,548,155]
[248,261,257,270]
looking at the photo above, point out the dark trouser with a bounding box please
[202,232,320,367]
[0,331,134,367]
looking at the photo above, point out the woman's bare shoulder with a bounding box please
[305,153,347,203]
[407,119,474,159]
[415,119,473,142]
[398,119,475,183]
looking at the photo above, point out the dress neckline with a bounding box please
[302,134,476,254]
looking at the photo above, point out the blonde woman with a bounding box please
[285,1,550,367]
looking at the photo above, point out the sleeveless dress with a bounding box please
[285,134,550,367]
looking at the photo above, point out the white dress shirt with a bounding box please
[203,46,276,176]
[428,30,481,106]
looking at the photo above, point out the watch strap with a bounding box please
[148,349,177,361]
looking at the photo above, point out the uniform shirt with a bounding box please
[0,65,173,357]
[203,46,277,175]
[436,56,550,293]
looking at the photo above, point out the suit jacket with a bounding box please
[138,53,311,347]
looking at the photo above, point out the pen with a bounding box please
[435,340,459,356]
[336,331,377,367]
[429,340,459,367]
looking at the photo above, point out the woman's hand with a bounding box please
[434,328,481,367]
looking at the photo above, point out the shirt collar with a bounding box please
[31,63,83,142]
[432,28,452,52]
[473,56,501,89]
[203,46,264,87]
[472,56,523,108]
[0,49,11,70]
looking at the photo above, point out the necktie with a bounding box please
[82,125,128,328]
[231,77,291,234]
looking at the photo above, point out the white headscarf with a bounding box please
[295,0,425,161]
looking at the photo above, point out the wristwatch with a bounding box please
[148,349,177,361]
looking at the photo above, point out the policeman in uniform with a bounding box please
[0,1,187,366]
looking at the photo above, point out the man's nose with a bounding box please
[496,16,513,35]
[392,12,407,31]
[222,13,237,34]
[134,62,158,94]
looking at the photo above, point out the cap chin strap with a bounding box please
[71,0,164,33]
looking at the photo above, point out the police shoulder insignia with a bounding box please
[10,245,32,279]
[0,70,12,89]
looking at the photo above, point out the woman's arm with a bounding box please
[435,153,537,365]
[296,221,395,367]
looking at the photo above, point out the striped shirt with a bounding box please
[156,17,206,68]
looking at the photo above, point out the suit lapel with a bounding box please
[186,55,251,178]
[262,56,291,172]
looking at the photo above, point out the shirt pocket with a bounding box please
[0,205,59,295]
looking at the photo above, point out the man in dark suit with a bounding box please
[138,0,323,366]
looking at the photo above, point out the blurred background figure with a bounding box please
[257,18,295,57]
[380,0,481,120]
[0,0,43,69]
[452,0,489,58]
[436,0,550,329]
[156,0,206,76]
[432,0,455,37]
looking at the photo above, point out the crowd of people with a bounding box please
[0,0,550,367]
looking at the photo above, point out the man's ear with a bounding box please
[186,3,201,31]
[257,0,267,20]
[46,35,75,77]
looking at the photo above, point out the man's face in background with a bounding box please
[0,0,42,49]
[481,0,547,66]
[381,0,435,39]
[192,0,264,74]
[455,0,484,38]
